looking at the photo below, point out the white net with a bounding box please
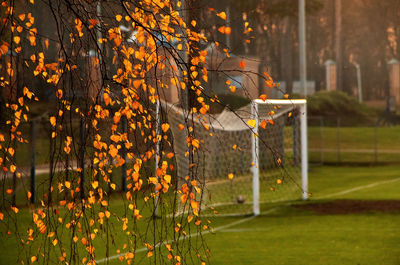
[160,99,306,216]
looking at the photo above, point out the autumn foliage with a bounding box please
[0,0,271,264]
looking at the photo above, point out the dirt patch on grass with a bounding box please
[294,200,400,214]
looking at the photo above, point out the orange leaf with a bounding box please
[109,145,118,157]
[260,120,267,129]
[56,89,63,99]
[89,19,98,26]
[133,80,141,89]
[115,15,122,22]
[0,43,9,55]
[103,92,111,106]
[218,26,226,34]
[239,60,246,70]
[161,123,170,133]
[259,94,267,101]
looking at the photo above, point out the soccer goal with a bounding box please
[158,98,308,216]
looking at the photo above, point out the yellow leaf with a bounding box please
[164,244,172,253]
[50,116,56,127]
[192,139,199,148]
[187,215,193,223]
[149,177,157,185]
[247,119,256,128]
[52,239,58,246]
[8,147,14,157]
[228,173,234,180]
[92,181,99,189]
[216,12,227,20]
[31,256,37,263]
[116,15,122,22]
[164,175,171,183]
[105,210,111,218]
[13,36,20,44]
[64,181,71,189]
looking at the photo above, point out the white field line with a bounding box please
[219,227,272,233]
[96,214,259,264]
[318,177,400,199]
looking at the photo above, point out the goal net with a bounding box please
[158,99,308,216]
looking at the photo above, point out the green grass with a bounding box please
[204,165,400,265]
[308,126,400,164]
[206,209,400,265]
[2,165,400,264]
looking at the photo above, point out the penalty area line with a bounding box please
[318,177,400,199]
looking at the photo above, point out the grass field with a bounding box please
[1,165,400,264]
[308,126,400,164]
[206,165,400,265]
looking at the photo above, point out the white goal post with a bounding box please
[251,99,308,216]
